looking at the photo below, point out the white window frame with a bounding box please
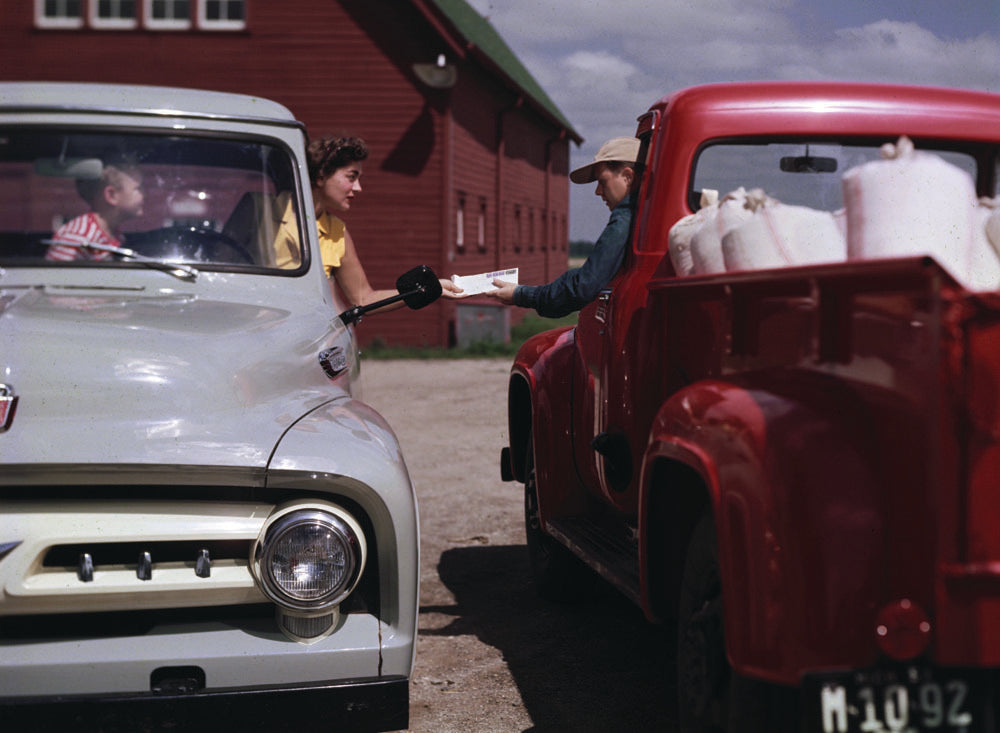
[89,0,138,29]
[144,0,192,30]
[456,197,465,250]
[199,0,246,30]
[35,0,84,29]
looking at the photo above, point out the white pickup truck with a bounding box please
[0,82,438,732]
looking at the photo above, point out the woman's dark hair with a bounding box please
[307,136,369,186]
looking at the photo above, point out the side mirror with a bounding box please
[338,265,443,326]
[395,264,442,310]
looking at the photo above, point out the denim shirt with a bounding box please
[512,193,634,318]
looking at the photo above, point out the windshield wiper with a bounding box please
[41,239,199,281]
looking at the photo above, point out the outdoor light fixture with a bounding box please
[413,53,457,89]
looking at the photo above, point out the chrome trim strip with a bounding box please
[0,104,306,130]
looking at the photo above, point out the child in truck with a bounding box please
[45,155,144,261]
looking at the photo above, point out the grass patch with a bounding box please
[360,312,578,360]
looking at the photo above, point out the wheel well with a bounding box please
[507,376,532,483]
[645,458,711,623]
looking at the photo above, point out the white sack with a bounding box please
[842,136,995,289]
[687,187,756,274]
[722,192,846,271]
[980,195,1000,261]
[969,197,1000,290]
[668,188,718,276]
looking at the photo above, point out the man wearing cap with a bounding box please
[486,136,641,317]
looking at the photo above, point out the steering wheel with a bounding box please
[129,225,255,265]
[177,225,255,264]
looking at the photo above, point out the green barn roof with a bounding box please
[423,0,582,143]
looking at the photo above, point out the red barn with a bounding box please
[0,0,580,346]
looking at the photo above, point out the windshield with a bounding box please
[0,129,306,273]
[691,140,978,212]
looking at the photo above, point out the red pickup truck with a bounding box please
[501,82,1000,732]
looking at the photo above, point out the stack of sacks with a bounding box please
[666,136,1000,288]
[721,188,846,271]
[843,136,1000,291]
[668,187,756,275]
[668,186,845,276]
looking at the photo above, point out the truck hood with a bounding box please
[0,287,347,467]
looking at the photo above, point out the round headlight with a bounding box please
[253,506,365,612]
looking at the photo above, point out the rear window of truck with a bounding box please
[691,140,977,212]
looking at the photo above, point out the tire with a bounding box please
[676,510,794,732]
[523,430,594,602]
[677,510,729,732]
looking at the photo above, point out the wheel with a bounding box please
[677,510,729,732]
[523,430,594,602]
[676,510,795,732]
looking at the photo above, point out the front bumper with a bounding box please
[0,607,413,695]
[2,674,408,733]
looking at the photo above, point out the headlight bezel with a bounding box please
[252,502,367,613]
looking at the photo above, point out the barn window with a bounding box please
[90,0,138,28]
[35,0,83,28]
[513,205,522,253]
[456,195,465,251]
[145,0,191,29]
[200,0,245,29]
[477,200,486,252]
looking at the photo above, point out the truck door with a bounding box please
[572,280,621,501]
[573,116,660,514]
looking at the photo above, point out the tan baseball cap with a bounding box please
[569,137,641,184]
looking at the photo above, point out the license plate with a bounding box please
[803,666,986,732]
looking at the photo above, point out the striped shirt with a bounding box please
[45,212,118,261]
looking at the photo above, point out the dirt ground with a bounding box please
[359,358,676,733]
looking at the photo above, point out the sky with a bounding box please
[464,0,1000,240]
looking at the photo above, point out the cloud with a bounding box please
[823,21,1000,90]
[471,0,798,46]
[464,1,1000,236]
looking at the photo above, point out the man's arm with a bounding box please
[488,202,632,318]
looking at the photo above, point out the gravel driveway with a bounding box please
[359,358,676,733]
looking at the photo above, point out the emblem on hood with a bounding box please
[0,384,17,433]
[318,347,348,379]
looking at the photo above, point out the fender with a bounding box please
[639,371,887,686]
[507,326,576,493]
[265,395,420,673]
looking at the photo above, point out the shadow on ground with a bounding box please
[422,544,678,732]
